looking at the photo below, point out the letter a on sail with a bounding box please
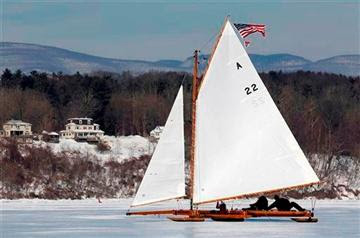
[132,86,185,207]
[193,20,319,204]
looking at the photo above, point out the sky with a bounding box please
[1,0,359,61]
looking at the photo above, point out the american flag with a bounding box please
[234,23,266,38]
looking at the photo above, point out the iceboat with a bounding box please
[127,17,320,222]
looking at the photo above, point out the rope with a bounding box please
[180,73,187,87]
[311,197,317,212]
[230,200,234,210]
[176,199,183,210]
[310,184,317,214]
[199,30,219,53]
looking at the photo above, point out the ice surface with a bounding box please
[1,199,359,238]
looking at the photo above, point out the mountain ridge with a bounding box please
[1,42,359,76]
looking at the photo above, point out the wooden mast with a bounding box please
[189,49,199,210]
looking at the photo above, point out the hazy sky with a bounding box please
[1,0,359,61]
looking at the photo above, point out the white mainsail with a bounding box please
[193,20,319,204]
[131,86,185,207]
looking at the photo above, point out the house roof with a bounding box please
[42,131,59,136]
[65,122,76,126]
[67,117,93,121]
[4,119,32,126]
[151,126,164,133]
[60,129,104,133]
[75,130,104,133]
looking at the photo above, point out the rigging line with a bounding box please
[311,197,317,212]
[177,199,181,210]
[180,73,187,87]
[199,30,219,54]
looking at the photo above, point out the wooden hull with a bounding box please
[246,210,312,217]
[127,209,211,216]
[209,214,245,222]
[168,215,205,222]
[127,209,315,222]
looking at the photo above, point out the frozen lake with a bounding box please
[1,199,359,238]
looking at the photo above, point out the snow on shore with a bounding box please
[35,135,155,162]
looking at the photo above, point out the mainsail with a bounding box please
[131,86,185,207]
[193,20,319,204]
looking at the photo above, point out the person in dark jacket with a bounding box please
[216,201,227,213]
[267,195,305,211]
[243,196,268,210]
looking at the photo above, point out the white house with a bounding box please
[60,117,104,142]
[0,119,33,143]
[1,119,32,137]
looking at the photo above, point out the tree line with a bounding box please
[0,69,359,158]
[0,69,192,136]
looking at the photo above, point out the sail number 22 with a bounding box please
[244,84,258,95]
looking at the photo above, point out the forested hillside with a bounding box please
[1,69,359,158]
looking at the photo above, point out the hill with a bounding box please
[1,42,359,76]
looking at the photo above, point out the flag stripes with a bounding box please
[234,23,266,38]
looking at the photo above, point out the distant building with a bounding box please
[1,119,32,137]
[60,117,104,143]
[150,126,164,140]
[41,131,60,143]
[0,119,33,143]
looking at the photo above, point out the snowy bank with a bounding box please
[36,135,155,162]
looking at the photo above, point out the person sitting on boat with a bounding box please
[216,201,227,213]
[267,195,305,211]
[243,196,268,210]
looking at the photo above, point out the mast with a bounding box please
[189,49,199,210]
